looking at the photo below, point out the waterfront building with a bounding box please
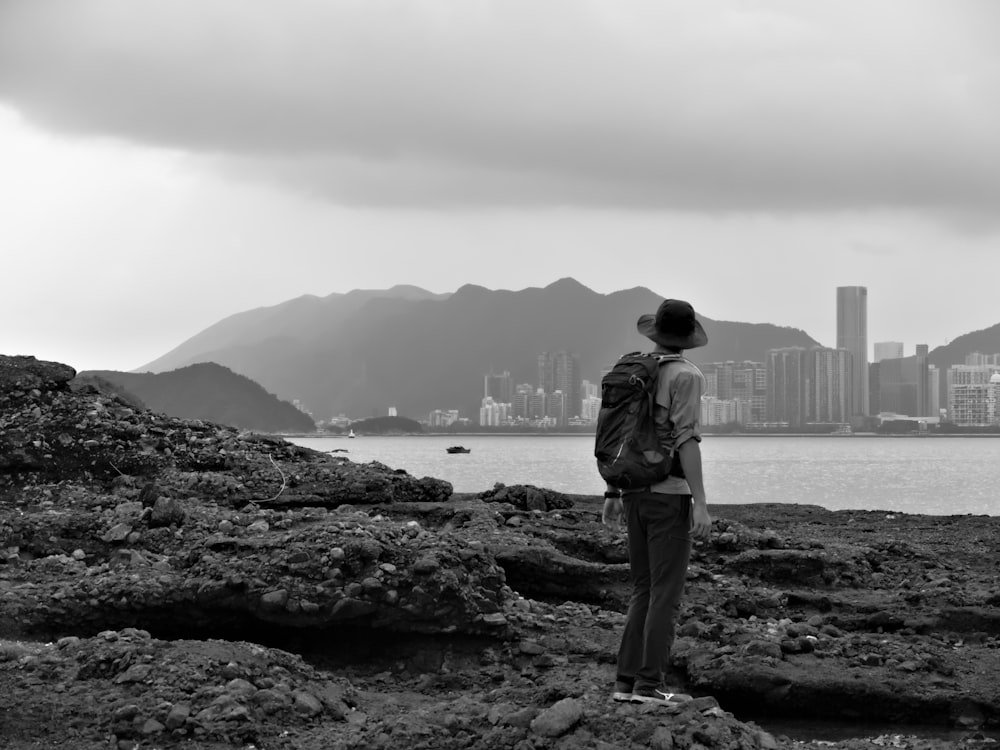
[928,366,941,416]
[538,350,580,424]
[546,390,566,423]
[870,344,932,418]
[766,348,806,427]
[804,348,852,423]
[836,286,869,416]
[484,370,513,404]
[702,369,719,399]
[511,384,533,420]
[428,409,460,427]
[947,365,1000,426]
[479,397,509,427]
[701,361,767,424]
[767,347,853,428]
[580,394,602,423]
[528,388,547,420]
[700,396,745,426]
[965,352,1000,366]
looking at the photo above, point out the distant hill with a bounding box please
[82,363,315,433]
[928,322,1000,369]
[137,278,823,421]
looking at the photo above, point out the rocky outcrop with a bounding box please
[477,482,574,512]
[2,355,999,750]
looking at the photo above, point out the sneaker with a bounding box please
[611,680,634,702]
[630,687,693,705]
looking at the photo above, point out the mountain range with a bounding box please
[137,279,822,421]
[134,278,1000,423]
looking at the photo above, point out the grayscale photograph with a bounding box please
[1,2,998,749]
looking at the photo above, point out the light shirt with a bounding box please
[648,355,704,495]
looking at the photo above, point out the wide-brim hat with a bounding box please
[637,298,708,350]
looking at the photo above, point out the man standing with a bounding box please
[603,298,712,705]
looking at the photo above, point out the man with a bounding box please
[603,298,712,705]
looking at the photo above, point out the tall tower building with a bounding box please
[766,348,806,427]
[484,370,513,404]
[836,286,869,416]
[538,351,580,424]
[805,348,853,423]
[511,384,533,420]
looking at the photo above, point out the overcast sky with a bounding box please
[2,0,999,372]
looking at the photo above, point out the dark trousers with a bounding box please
[617,492,692,690]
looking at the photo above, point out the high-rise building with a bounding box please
[479,397,509,426]
[580,394,602,423]
[837,286,869,416]
[874,342,904,362]
[804,348,852,423]
[928,366,941,416]
[966,352,1000,366]
[528,388,547,420]
[701,361,767,424]
[870,346,932,418]
[484,370,513,404]
[766,348,806,427]
[511,384,533,420]
[546,390,566,422]
[767,347,853,427]
[701,397,745,426]
[947,365,1000,425]
[538,351,580,424]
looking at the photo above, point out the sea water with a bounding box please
[287,434,1000,517]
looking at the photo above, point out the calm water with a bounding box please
[286,435,1000,517]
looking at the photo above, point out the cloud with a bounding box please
[1,0,998,215]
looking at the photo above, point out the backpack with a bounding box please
[594,352,686,490]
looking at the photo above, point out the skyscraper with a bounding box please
[766,347,806,427]
[538,350,580,424]
[483,370,513,404]
[836,286,869,417]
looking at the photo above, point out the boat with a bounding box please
[347,429,356,439]
[446,446,471,454]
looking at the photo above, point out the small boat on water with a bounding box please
[446,446,471,454]
[347,429,356,439]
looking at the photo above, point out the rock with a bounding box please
[164,703,190,730]
[149,496,185,528]
[225,678,257,698]
[140,718,165,735]
[293,690,324,716]
[102,523,132,544]
[260,589,289,611]
[252,688,293,715]
[525,488,547,512]
[530,697,583,738]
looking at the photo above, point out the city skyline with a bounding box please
[2,2,1000,372]
[460,284,1000,429]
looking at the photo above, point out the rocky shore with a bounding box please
[1,354,998,750]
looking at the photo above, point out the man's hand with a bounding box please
[690,503,712,542]
[602,496,624,527]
